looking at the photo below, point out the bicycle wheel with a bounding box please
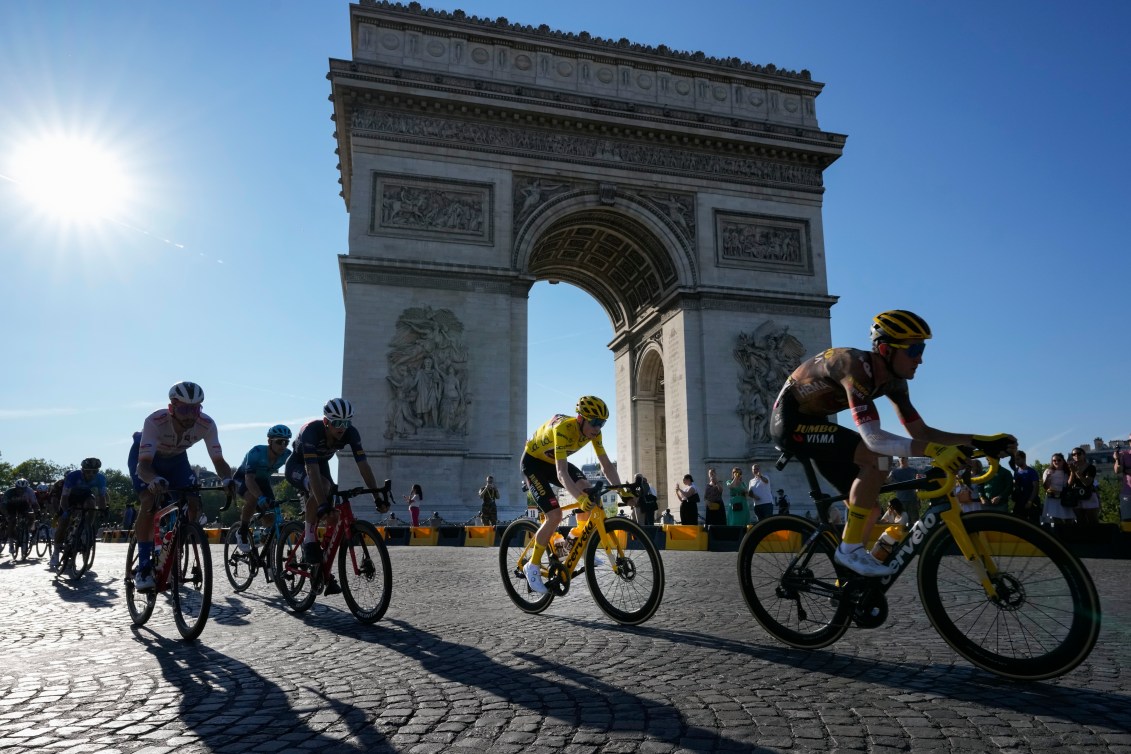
[171,522,213,642]
[70,521,95,578]
[261,530,277,584]
[274,521,317,613]
[737,515,851,649]
[124,536,156,626]
[585,518,665,625]
[34,522,52,558]
[339,521,392,624]
[223,526,256,592]
[918,511,1102,680]
[16,517,31,561]
[497,518,554,614]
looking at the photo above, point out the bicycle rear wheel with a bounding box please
[124,537,156,626]
[171,522,213,642]
[497,518,554,614]
[274,521,317,612]
[737,515,850,649]
[339,521,392,624]
[223,525,256,592]
[70,520,96,578]
[918,512,1101,680]
[34,522,52,558]
[585,518,664,625]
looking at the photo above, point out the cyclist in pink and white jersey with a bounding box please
[127,381,236,591]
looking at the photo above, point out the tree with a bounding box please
[12,457,70,484]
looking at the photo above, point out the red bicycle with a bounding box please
[275,481,393,624]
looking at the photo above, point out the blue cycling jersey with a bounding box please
[236,444,291,483]
[61,469,108,498]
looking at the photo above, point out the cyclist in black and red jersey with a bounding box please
[520,395,635,594]
[770,310,1016,576]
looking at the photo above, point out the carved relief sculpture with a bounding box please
[734,321,806,446]
[371,173,493,244]
[385,307,471,440]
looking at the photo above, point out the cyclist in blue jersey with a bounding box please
[49,458,109,569]
[232,424,293,553]
[284,399,386,586]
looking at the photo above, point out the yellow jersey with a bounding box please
[524,414,607,462]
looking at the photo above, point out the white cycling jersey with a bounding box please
[137,409,223,461]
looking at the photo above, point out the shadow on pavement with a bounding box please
[49,569,119,608]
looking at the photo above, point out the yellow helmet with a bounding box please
[870,310,932,343]
[575,395,609,422]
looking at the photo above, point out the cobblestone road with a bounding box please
[1,545,1129,753]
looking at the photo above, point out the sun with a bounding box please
[9,134,131,222]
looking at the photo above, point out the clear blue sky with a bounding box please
[1,1,1128,481]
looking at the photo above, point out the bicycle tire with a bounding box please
[917,511,1102,680]
[274,521,317,612]
[72,519,96,578]
[737,515,851,649]
[262,530,277,584]
[15,516,31,561]
[34,522,52,558]
[223,525,256,593]
[171,522,213,642]
[497,518,554,614]
[124,536,156,626]
[339,521,392,624]
[585,518,665,625]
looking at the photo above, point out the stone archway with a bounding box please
[328,3,844,521]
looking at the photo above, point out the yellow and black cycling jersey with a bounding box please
[524,414,607,462]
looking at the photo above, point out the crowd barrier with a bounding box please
[94,521,1131,558]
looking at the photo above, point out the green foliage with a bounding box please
[11,457,70,484]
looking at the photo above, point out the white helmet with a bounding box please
[323,398,354,421]
[14,478,30,489]
[169,381,205,404]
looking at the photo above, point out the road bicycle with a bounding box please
[33,514,53,558]
[125,485,222,642]
[220,496,298,593]
[275,482,393,624]
[5,509,33,562]
[736,449,1102,680]
[54,505,105,580]
[498,476,665,625]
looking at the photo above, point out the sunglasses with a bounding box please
[270,438,289,445]
[887,341,927,358]
[586,418,606,429]
[172,403,202,417]
[328,419,351,429]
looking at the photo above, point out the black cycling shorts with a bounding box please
[770,393,862,496]
[521,454,587,514]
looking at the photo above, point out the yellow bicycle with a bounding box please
[498,477,664,625]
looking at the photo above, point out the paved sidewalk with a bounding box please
[1,546,1129,753]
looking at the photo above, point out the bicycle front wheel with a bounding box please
[339,521,392,624]
[585,518,664,625]
[71,523,96,578]
[34,522,52,558]
[497,518,554,614]
[16,517,31,561]
[918,512,1102,680]
[223,526,256,592]
[737,515,850,649]
[171,522,213,642]
[124,536,156,626]
[275,521,317,613]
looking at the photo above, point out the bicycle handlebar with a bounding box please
[917,448,1002,501]
[573,474,645,506]
[336,479,393,512]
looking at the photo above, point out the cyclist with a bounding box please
[48,458,109,569]
[2,479,40,558]
[284,398,386,593]
[520,395,635,594]
[769,309,1016,576]
[231,424,293,553]
[128,381,236,591]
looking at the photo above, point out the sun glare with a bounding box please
[10,135,131,222]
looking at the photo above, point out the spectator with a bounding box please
[747,464,773,521]
[1041,452,1074,526]
[675,474,700,525]
[886,457,922,525]
[980,457,1013,512]
[870,499,908,562]
[775,489,791,516]
[405,483,423,527]
[660,508,675,525]
[636,476,658,526]
[1068,447,1100,525]
[703,467,726,526]
[726,467,749,526]
[1009,451,1040,523]
[1115,437,1131,523]
[955,462,979,513]
[477,475,499,526]
[123,501,138,531]
[427,511,442,528]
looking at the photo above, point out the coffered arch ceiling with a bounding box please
[526,209,678,332]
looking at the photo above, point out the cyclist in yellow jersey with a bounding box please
[521,395,635,593]
[769,310,1017,576]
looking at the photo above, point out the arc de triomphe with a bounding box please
[329,1,845,519]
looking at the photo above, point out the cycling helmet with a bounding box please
[870,310,932,343]
[169,380,205,404]
[575,395,609,422]
[14,478,30,489]
[81,457,102,470]
[323,398,354,421]
[267,424,293,440]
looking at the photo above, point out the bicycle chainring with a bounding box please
[850,589,888,629]
[546,562,570,596]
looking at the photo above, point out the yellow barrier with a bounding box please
[465,526,495,547]
[409,526,439,546]
[664,524,707,551]
[1123,522,1131,534]
[980,530,1042,557]
[756,529,801,554]
[205,528,223,544]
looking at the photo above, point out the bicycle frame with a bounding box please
[281,484,392,586]
[148,496,185,592]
